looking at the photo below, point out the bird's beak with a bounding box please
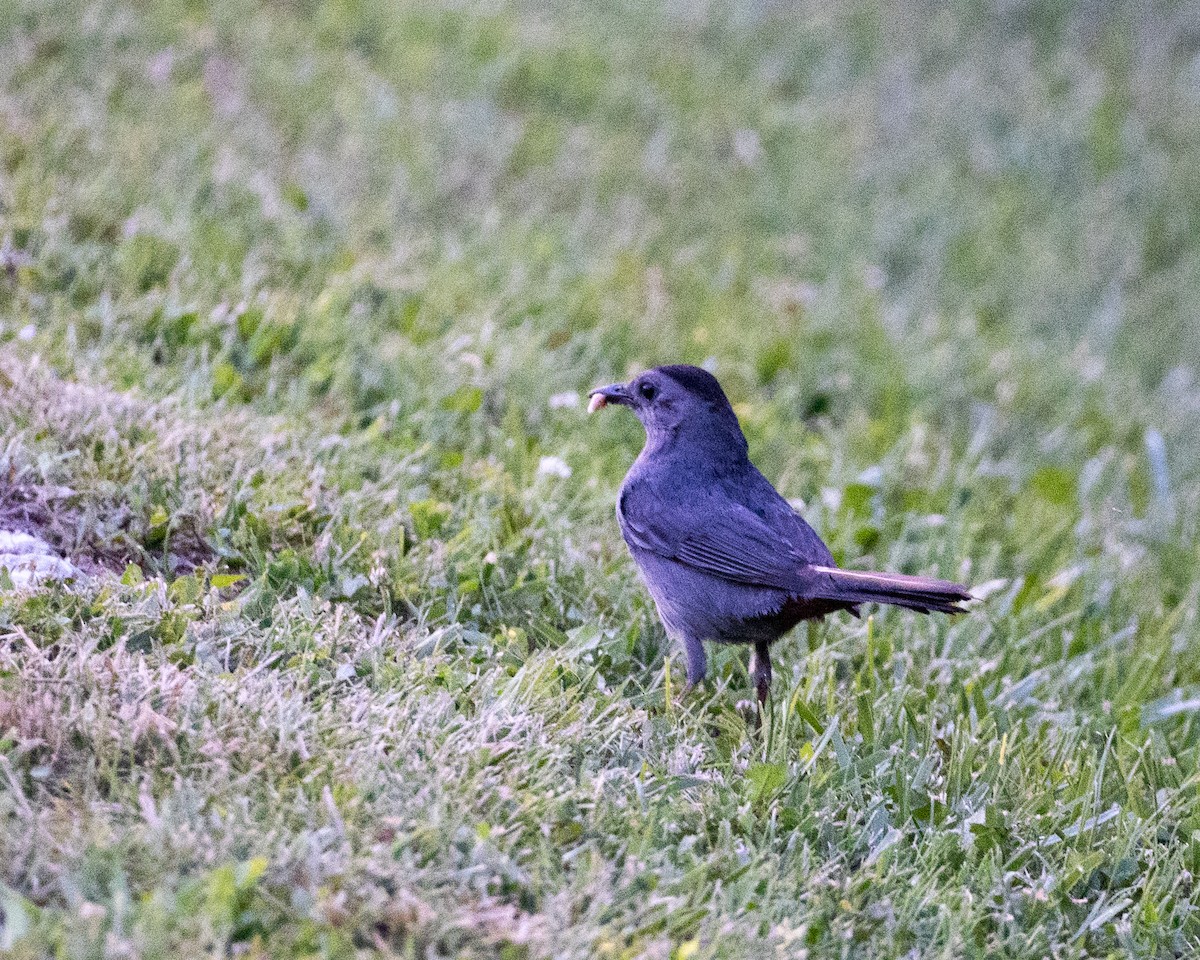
[587,383,631,413]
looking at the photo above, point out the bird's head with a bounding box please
[588,365,748,459]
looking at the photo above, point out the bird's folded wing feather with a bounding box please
[619,483,809,591]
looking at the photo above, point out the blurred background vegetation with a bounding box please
[2,0,1200,957]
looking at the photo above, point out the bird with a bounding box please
[588,364,971,707]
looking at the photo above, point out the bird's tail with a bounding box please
[811,566,972,615]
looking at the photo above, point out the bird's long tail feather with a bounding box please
[811,566,972,615]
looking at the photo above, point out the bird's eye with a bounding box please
[639,382,658,401]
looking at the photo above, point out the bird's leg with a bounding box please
[681,635,707,694]
[749,641,772,709]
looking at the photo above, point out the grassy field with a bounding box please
[2,0,1200,956]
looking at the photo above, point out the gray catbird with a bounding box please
[589,364,971,705]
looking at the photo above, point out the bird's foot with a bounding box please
[749,642,772,726]
[755,676,770,710]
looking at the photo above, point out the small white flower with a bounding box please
[733,129,762,167]
[17,324,36,342]
[537,455,572,479]
[548,391,580,410]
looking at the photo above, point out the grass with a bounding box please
[2,0,1200,956]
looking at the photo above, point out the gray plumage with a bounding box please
[589,364,971,704]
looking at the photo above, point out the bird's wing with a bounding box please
[729,465,836,567]
[618,480,810,591]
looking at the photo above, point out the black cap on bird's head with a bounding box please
[588,365,747,458]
